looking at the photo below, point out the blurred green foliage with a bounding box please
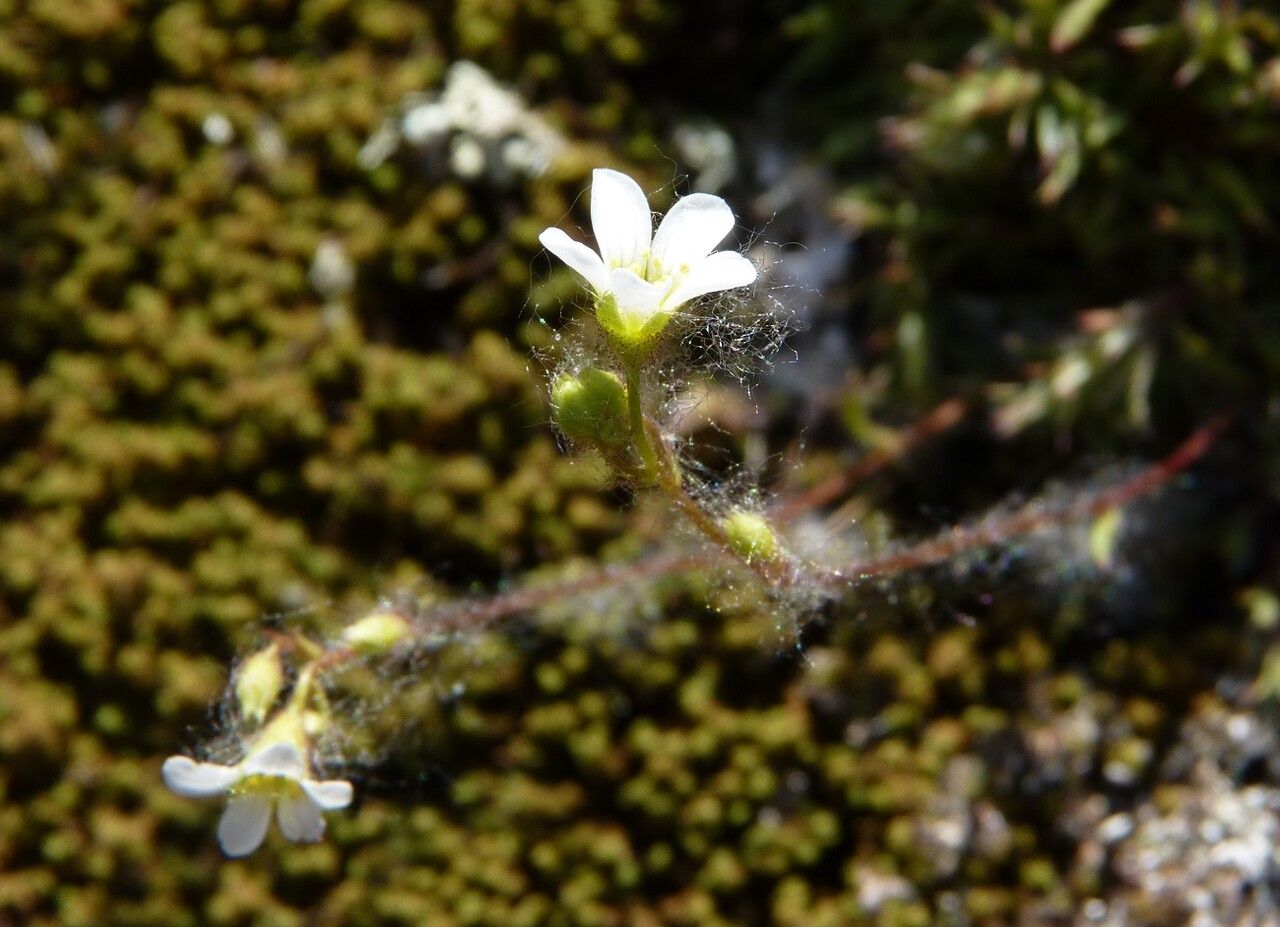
[0,1,1277,925]
[785,1,1278,431]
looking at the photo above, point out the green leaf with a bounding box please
[1051,0,1111,53]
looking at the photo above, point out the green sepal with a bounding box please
[594,292,674,353]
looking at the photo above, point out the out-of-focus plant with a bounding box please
[784,0,1276,456]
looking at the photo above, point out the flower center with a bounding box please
[235,774,304,798]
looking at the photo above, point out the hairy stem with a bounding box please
[619,365,790,583]
[431,412,1229,636]
[820,412,1233,583]
[642,417,794,587]
[313,414,1229,679]
[624,364,660,479]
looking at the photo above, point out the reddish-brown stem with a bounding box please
[404,413,1229,638]
[830,412,1232,582]
[310,413,1229,675]
[306,552,721,676]
[420,550,718,634]
[770,397,970,525]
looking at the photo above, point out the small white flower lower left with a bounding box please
[163,740,354,857]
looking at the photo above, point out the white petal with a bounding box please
[591,168,652,269]
[609,267,666,326]
[650,193,735,273]
[242,741,306,779]
[162,756,239,797]
[277,793,326,843]
[539,227,608,292]
[669,251,757,307]
[302,778,355,810]
[217,793,273,857]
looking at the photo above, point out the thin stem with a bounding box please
[423,550,718,633]
[642,417,794,587]
[430,412,1228,635]
[819,412,1232,583]
[770,397,969,524]
[624,364,660,479]
[312,415,1229,680]
[287,662,318,710]
[620,359,790,583]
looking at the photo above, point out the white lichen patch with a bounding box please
[358,61,565,181]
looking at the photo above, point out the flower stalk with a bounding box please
[623,363,660,480]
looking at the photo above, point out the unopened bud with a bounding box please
[235,643,284,726]
[342,610,411,655]
[721,509,779,563]
[551,368,630,446]
[1089,507,1123,569]
[303,710,329,737]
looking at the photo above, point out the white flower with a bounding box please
[539,168,757,344]
[163,740,353,858]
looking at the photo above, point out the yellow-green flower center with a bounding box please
[234,774,304,798]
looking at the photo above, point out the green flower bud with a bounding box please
[303,710,329,737]
[721,509,780,563]
[551,368,630,446]
[1088,507,1123,569]
[235,643,284,727]
[342,609,411,655]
